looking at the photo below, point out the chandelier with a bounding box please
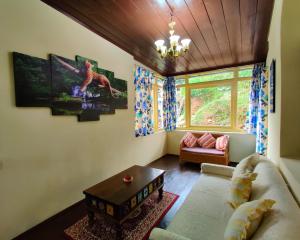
[155,13,191,58]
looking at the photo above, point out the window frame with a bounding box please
[175,65,253,132]
[153,74,164,132]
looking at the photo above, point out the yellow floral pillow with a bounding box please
[224,199,276,240]
[228,172,257,209]
[232,154,259,179]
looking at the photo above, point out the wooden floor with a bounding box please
[14,155,203,240]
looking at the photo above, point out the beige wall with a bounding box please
[266,0,282,163]
[0,1,166,239]
[281,0,300,158]
[167,131,256,163]
[267,0,300,203]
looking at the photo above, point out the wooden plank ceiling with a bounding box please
[42,0,274,76]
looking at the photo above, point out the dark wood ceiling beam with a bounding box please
[184,0,224,66]
[170,59,262,77]
[147,1,200,74]
[240,0,258,62]
[80,1,167,71]
[131,0,187,73]
[252,0,274,61]
[42,0,166,73]
[166,0,216,69]
[163,0,211,70]
[222,0,242,63]
[42,0,274,76]
[96,0,174,71]
[202,0,233,65]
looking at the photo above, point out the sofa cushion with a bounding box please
[167,173,234,240]
[183,132,198,148]
[224,199,276,240]
[216,135,229,150]
[229,172,258,209]
[232,153,259,179]
[149,228,191,240]
[182,147,224,156]
[197,132,215,148]
[202,135,216,149]
[250,160,300,240]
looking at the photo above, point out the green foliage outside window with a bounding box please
[239,69,252,77]
[176,87,186,127]
[237,80,251,129]
[191,86,231,127]
[189,71,234,84]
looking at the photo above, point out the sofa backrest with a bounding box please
[251,160,300,240]
[191,132,225,139]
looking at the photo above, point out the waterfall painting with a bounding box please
[12,52,128,122]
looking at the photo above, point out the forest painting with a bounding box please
[13,52,128,122]
[13,52,51,107]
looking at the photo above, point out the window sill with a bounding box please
[175,127,248,134]
[154,129,165,134]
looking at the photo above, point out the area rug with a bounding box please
[64,191,179,240]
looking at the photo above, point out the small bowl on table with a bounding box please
[123,175,133,183]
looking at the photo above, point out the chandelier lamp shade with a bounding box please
[155,13,191,58]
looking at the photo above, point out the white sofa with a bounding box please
[150,158,300,240]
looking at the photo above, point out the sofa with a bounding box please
[180,132,229,165]
[149,156,300,240]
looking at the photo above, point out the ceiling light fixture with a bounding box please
[155,12,191,58]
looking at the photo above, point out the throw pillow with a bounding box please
[197,132,216,148]
[224,199,276,240]
[183,132,197,148]
[232,154,260,179]
[202,135,216,149]
[228,172,257,209]
[216,135,229,151]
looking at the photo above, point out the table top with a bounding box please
[83,165,165,205]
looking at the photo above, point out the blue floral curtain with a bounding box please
[163,76,176,131]
[134,66,154,137]
[246,63,268,155]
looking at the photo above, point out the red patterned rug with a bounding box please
[64,191,178,240]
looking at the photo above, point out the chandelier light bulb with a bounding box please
[161,45,167,57]
[155,39,165,50]
[181,38,191,50]
[176,45,183,52]
[170,35,180,47]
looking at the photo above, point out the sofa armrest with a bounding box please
[179,137,186,150]
[149,228,191,240]
[201,163,235,178]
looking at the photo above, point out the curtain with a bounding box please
[163,76,177,131]
[134,66,154,137]
[246,63,268,155]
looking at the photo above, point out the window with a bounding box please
[237,80,251,130]
[189,71,234,84]
[153,75,164,131]
[175,66,253,132]
[176,87,186,128]
[190,86,231,127]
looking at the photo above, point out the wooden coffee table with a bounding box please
[83,165,165,239]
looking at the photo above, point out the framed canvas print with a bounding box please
[13,52,51,107]
[111,78,128,109]
[270,59,276,113]
[50,54,84,116]
[13,51,127,122]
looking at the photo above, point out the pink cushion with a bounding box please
[183,132,197,148]
[197,133,216,149]
[216,135,229,151]
[182,147,225,156]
